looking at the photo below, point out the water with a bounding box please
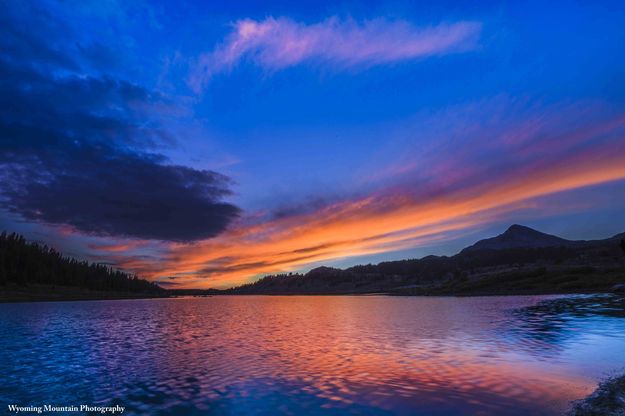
[1,295,625,415]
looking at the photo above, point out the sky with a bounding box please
[1,0,625,289]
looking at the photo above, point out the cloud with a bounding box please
[172,147,625,287]
[0,2,240,241]
[189,16,481,91]
[154,280,183,288]
[104,103,625,288]
[2,150,240,241]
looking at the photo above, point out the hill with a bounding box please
[0,232,164,301]
[461,224,576,252]
[228,225,625,296]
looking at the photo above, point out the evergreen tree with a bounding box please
[0,231,162,293]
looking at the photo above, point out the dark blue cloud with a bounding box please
[0,1,240,242]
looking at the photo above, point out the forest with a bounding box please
[0,232,162,293]
[228,226,625,295]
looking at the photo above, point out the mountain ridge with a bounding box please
[460,224,577,252]
[228,224,625,295]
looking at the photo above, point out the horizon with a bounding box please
[201,222,625,290]
[6,221,625,291]
[2,1,625,289]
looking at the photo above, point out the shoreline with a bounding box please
[0,284,167,303]
[226,287,616,297]
[569,374,625,415]
[0,285,620,303]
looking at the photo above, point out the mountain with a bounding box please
[228,225,625,296]
[461,224,576,252]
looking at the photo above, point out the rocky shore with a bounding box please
[569,374,625,415]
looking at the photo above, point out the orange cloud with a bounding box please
[92,109,625,289]
[115,139,624,289]
[88,241,146,253]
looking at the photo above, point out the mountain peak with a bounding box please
[505,224,534,233]
[502,224,550,237]
[462,224,573,252]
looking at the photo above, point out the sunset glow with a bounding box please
[1,1,625,289]
[100,113,625,288]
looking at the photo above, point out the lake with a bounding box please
[1,294,625,415]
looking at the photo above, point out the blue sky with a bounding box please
[1,0,625,287]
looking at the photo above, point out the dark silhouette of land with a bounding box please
[569,374,625,416]
[2,225,625,301]
[227,225,625,296]
[0,232,163,302]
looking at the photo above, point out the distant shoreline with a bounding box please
[222,286,620,297]
[3,226,623,303]
[1,284,620,303]
[0,284,167,303]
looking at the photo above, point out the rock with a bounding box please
[568,374,625,416]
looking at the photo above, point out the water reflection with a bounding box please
[501,294,625,358]
[516,294,625,320]
[1,295,625,415]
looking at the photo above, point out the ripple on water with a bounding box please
[1,295,625,415]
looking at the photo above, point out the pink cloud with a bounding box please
[189,17,481,91]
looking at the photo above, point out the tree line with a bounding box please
[229,239,625,295]
[0,232,162,293]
